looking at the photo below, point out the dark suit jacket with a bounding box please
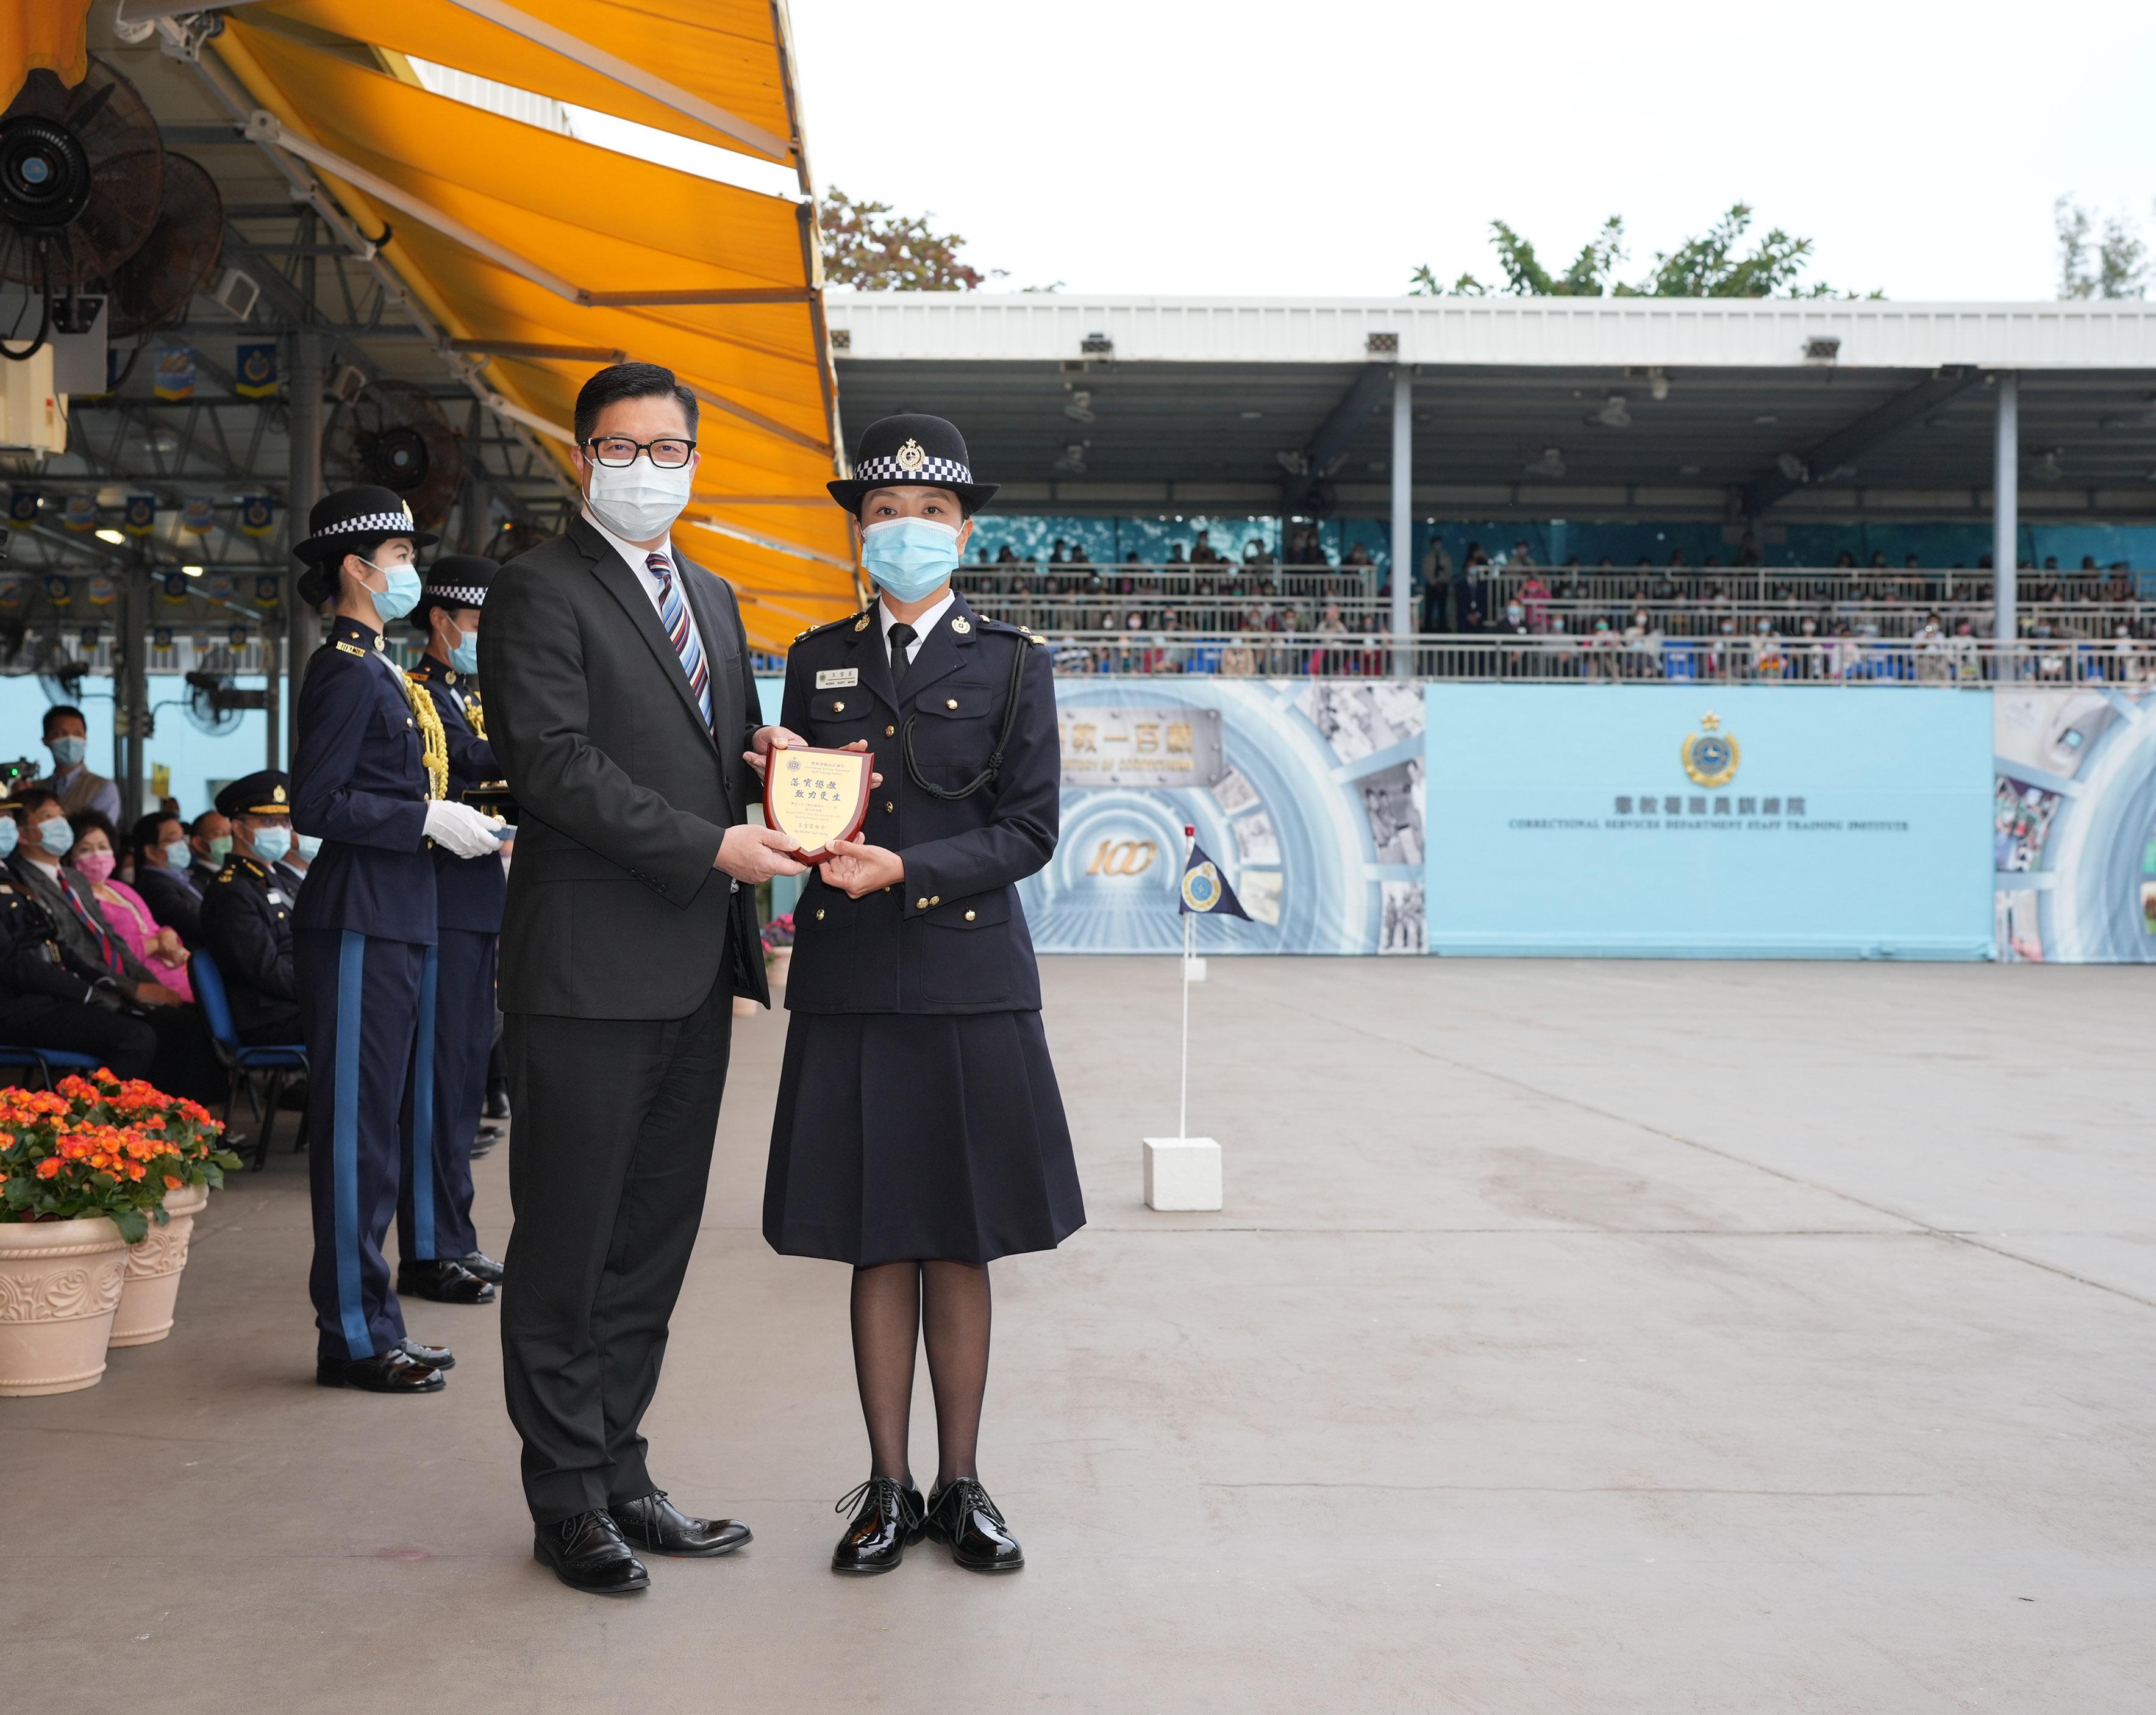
[779,593,1059,1014]
[480,517,768,1020]
[135,863,204,947]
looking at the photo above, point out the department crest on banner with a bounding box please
[154,346,196,401]
[160,573,190,604]
[204,573,234,602]
[255,574,282,609]
[43,575,71,607]
[181,496,215,534]
[87,573,115,607]
[124,494,155,535]
[7,490,37,529]
[234,342,279,399]
[62,495,95,531]
[238,495,274,537]
[1681,711,1740,789]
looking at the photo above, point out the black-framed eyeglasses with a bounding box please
[584,435,698,470]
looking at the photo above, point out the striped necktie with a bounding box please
[647,551,711,725]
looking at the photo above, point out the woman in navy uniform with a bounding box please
[764,414,1083,1575]
[289,487,505,1394]
[398,555,508,1296]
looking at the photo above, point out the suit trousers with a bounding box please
[500,976,734,1525]
[396,929,495,1263]
[296,928,424,1362]
[0,994,156,1078]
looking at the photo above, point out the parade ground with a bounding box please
[11,956,2155,1714]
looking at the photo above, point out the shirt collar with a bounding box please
[582,504,674,577]
[879,590,956,646]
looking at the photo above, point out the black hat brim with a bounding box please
[290,524,440,564]
[827,478,998,516]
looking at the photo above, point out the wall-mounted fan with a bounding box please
[0,58,163,359]
[182,668,266,736]
[326,379,466,529]
[34,642,87,707]
[104,152,223,338]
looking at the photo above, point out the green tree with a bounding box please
[2055,195,2148,299]
[818,187,1003,291]
[1412,205,1868,298]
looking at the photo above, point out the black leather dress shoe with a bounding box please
[469,1133,498,1160]
[534,1511,649,1596]
[315,1349,444,1393]
[396,1258,496,1304]
[609,1491,751,1558]
[455,1250,504,1284]
[484,1087,511,1120]
[398,1334,454,1370]
[830,1476,924,1575]
[924,1478,1024,1572]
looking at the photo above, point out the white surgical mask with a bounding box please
[586,454,694,541]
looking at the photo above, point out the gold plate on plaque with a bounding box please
[767,743,874,861]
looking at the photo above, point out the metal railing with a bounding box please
[1036,631,2156,683]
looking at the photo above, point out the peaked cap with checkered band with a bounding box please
[827,413,998,516]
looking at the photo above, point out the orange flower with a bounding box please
[163,1173,182,1190]
[126,1162,146,1181]
[35,1158,60,1180]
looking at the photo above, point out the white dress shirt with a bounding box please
[878,591,955,667]
[583,504,705,664]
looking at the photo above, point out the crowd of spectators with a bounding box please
[0,703,309,1120]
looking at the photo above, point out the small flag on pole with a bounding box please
[1179,839,1250,920]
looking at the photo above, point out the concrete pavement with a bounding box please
[7,957,2154,1713]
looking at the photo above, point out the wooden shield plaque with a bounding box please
[766,743,873,861]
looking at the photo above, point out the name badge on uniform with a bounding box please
[815,668,859,689]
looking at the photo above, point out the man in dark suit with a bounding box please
[131,811,204,945]
[482,361,805,1597]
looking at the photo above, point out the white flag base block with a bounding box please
[1183,956,1207,982]
[1144,1137,1223,1211]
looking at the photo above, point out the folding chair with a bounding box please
[0,1045,101,1090]
[188,950,309,1171]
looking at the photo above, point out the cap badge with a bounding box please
[273,785,286,803]
[893,438,928,474]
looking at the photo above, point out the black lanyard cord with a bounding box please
[901,634,1032,802]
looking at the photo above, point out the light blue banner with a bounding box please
[1424,684,1994,959]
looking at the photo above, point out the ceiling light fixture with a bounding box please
[95,528,125,544]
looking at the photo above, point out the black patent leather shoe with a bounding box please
[469,1133,498,1160]
[456,1250,504,1284]
[398,1334,455,1370]
[609,1491,751,1558]
[830,1476,924,1575]
[534,1510,649,1596]
[396,1258,496,1304]
[484,1087,511,1120]
[924,1477,1024,1572]
[315,1348,444,1393]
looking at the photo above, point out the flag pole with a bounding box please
[1180,823,1194,1140]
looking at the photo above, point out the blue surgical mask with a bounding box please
[294,834,321,861]
[161,838,190,871]
[364,558,423,623]
[48,734,85,768]
[0,819,16,860]
[862,517,961,604]
[448,628,479,676]
[251,825,293,864]
[38,817,74,857]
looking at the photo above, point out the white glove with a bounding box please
[423,799,504,859]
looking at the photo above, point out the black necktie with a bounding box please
[888,621,916,690]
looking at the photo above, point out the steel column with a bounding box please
[1390,365,1413,677]
[287,329,324,757]
[1993,373,2018,644]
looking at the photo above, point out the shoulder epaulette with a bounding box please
[794,610,868,643]
[214,863,238,883]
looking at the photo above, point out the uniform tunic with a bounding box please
[762,593,1083,1266]
[396,658,503,1264]
[289,614,438,1361]
[0,870,157,1076]
[199,855,299,1041]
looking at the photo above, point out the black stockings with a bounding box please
[849,1259,993,1488]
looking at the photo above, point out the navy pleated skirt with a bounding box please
[763,1009,1086,1267]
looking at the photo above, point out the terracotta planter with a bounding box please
[110,1182,210,1349]
[0,1216,130,1396]
[768,947,793,986]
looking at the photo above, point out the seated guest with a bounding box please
[199,772,301,1044]
[32,704,121,823]
[276,831,318,897]
[66,811,191,1000]
[8,789,221,1100]
[0,804,159,1078]
[131,811,203,943]
[185,808,231,894]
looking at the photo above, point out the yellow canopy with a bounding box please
[0,0,90,109]
[213,2,857,652]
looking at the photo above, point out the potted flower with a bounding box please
[763,913,796,987]
[0,1071,237,1392]
[99,1075,240,1348]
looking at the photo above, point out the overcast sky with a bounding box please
[782,0,2152,303]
